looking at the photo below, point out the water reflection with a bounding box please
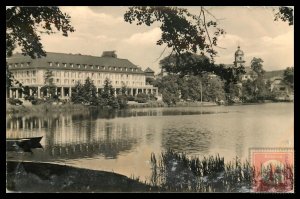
[6,104,294,181]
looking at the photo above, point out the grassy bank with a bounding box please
[6,150,294,192]
[6,161,158,192]
[6,103,89,114]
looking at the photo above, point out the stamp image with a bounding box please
[249,148,294,193]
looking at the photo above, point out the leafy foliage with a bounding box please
[274,6,293,26]
[160,53,245,86]
[124,6,225,60]
[283,67,294,89]
[250,57,265,76]
[6,6,75,58]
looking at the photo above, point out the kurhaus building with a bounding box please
[6,51,158,99]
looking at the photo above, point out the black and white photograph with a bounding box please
[6,6,294,193]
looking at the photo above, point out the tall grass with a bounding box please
[149,150,293,192]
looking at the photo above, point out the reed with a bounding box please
[148,150,293,192]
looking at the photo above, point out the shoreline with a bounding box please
[6,160,158,192]
[6,100,292,115]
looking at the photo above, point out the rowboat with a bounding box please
[6,136,43,151]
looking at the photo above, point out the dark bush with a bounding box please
[127,95,135,101]
[135,93,148,103]
[148,93,157,101]
[117,95,128,109]
[31,99,44,105]
[8,98,23,105]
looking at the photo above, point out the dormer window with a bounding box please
[125,68,128,71]
[49,62,52,67]
[27,62,30,66]
[84,65,87,69]
[114,67,116,71]
[91,65,94,69]
[15,63,18,67]
[20,63,23,67]
[63,63,67,67]
[70,64,73,68]
[97,66,100,69]
[78,64,81,68]
[56,63,60,67]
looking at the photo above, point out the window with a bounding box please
[78,64,81,68]
[91,65,94,69]
[72,79,75,84]
[27,62,30,67]
[15,63,18,67]
[97,65,100,69]
[57,79,60,83]
[239,57,242,61]
[71,64,74,68]
[26,71,30,76]
[57,63,60,67]
[84,65,87,69]
[125,68,128,71]
[20,63,23,67]
[32,79,36,84]
[32,71,36,76]
[8,64,12,68]
[49,62,52,66]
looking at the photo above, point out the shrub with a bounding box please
[117,95,128,109]
[31,98,44,105]
[7,98,23,106]
[148,93,157,101]
[127,94,135,101]
[135,93,148,103]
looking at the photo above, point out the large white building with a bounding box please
[6,51,158,99]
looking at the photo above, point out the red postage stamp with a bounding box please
[249,148,294,193]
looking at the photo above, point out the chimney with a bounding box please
[101,51,117,58]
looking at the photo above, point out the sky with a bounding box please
[25,6,294,74]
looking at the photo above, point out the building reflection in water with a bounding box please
[6,113,140,161]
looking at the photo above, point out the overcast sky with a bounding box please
[36,6,293,73]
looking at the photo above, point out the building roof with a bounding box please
[144,67,155,73]
[6,52,145,74]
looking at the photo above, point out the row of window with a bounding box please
[56,78,144,86]
[49,62,140,72]
[53,71,144,80]
[13,71,36,77]
[8,63,31,68]
[18,79,37,84]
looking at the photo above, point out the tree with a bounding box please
[250,57,265,77]
[274,6,293,26]
[160,53,245,87]
[6,6,75,58]
[41,69,56,98]
[82,77,98,105]
[155,75,180,105]
[71,81,85,104]
[283,67,294,89]
[6,65,14,97]
[203,75,225,102]
[101,78,117,107]
[124,6,225,60]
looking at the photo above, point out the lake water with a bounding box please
[6,103,294,182]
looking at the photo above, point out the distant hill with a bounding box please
[264,70,285,79]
